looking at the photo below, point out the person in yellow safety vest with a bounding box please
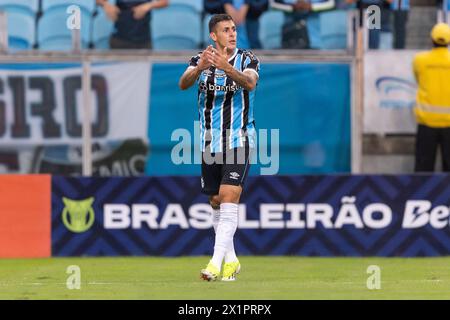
[413,22,450,172]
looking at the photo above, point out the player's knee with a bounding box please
[209,195,221,210]
[218,188,241,204]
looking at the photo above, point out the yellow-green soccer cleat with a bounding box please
[200,261,220,281]
[221,260,241,282]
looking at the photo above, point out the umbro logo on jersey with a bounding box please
[201,70,225,78]
[230,172,240,180]
[202,70,213,77]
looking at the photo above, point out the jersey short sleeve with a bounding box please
[243,50,260,77]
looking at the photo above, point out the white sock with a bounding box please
[212,209,220,233]
[211,203,239,270]
[212,208,238,264]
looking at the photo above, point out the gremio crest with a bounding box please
[62,197,95,233]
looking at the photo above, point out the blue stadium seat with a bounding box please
[92,10,114,49]
[0,0,39,14]
[6,11,35,50]
[169,0,202,13]
[319,10,348,50]
[307,14,322,49]
[259,10,284,49]
[153,37,199,50]
[151,5,201,50]
[42,0,96,13]
[0,1,38,50]
[38,7,91,50]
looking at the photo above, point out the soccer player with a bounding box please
[178,14,260,281]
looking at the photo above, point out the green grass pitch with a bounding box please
[1,257,450,300]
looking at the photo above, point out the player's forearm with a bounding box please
[179,67,202,90]
[224,67,257,91]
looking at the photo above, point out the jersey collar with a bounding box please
[228,48,238,62]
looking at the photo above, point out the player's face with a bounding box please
[211,20,237,51]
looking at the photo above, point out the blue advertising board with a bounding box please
[52,175,450,257]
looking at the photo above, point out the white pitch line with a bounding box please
[0,279,445,287]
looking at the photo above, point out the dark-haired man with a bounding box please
[204,0,269,49]
[179,14,260,282]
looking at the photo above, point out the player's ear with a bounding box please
[210,32,217,42]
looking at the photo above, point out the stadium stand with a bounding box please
[0,0,441,51]
[0,0,39,49]
[202,13,214,47]
[169,0,203,13]
[92,9,114,49]
[0,1,38,50]
[319,9,348,50]
[37,6,91,50]
[151,4,201,50]
[0,0,39,13]
[6,11,35,49]
[258,10,284,49]
[41,0,96,14]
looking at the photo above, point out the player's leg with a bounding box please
[209,193,238,257]
[201,145,250,281]
[218,185,241,264]
[210,184,241,269]
[209,194,221,231]
[208,193,240,280]
[212,145,251,281]
[215,184,242,281]
[200,151,222,281]
[202,192,231,281]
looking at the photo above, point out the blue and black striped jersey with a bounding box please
[188,48,260,153]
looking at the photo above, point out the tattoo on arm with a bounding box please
[179,67,202,90]
[224,68,257,91]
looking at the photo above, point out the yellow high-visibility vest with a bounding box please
[413,47,450,127]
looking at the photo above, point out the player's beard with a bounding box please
[226,40,236,51]
[216,42,236,54]
[215,37,236,51]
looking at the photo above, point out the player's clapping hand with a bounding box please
[197,46,214,70]
[210,47,232,72]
